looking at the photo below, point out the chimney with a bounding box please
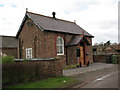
[26,8,28,12]
[52,12,56,18]
[74,20,76,23]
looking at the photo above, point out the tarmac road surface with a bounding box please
[68,63,118,88]
[81,71,119,88]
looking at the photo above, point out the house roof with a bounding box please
[0,35,17,48]
[67,36,90,46]
[16,11,93,38]
[111,44,120,50]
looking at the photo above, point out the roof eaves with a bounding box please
[44,29,79,35]
[76,23,94,37]
[67,43,78,47]
[44,29,94,37]
[0,35,16,37]
[1,47,17,49]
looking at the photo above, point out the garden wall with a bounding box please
[93,54,118,63]
[93,55,108,63]
[2,59,64,85]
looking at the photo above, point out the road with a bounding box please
[70,65,119,88]
[81,71,119,88]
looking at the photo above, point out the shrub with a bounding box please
[112,55,118,64]
[2,56,15,64]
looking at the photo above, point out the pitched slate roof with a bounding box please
[17,12,93,37]
[0,35,17,48]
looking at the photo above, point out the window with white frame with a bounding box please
[56,36,64,55]
[26,48,32,59]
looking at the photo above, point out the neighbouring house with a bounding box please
[103,44,120,54]
[93,43,120,63]
[93,43,120,55]
[16,11,94,66]
[0,35,18,58]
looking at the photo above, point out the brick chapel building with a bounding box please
[16,11,94,66]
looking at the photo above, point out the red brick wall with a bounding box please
[43,32,75,66]
[43,31,66,58]
[3,59,64,84]
[86,37,93,63]
[25,59,64,76]
[93,55,107,63]
[67,46,77,65]
[18,18,46,59]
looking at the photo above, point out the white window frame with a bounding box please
[56,36,64,55]
[26,48,32,59]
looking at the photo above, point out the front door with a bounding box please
[80,46,84,65]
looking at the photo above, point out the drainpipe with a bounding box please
[66,46,68,65]
[65,34,68,65]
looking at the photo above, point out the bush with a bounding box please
[2,56,15,64]
[112,55,118,64]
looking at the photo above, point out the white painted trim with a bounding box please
[56,36,64,55]
[26,48,32,59]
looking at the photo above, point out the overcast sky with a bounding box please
[0,0,119,44]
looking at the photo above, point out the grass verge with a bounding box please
[5,76,78,88]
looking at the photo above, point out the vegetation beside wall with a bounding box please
[112,55,118,64]
[2,56,15,64]
[64,64,79,70]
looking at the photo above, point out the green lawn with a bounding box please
[5,76,78,88]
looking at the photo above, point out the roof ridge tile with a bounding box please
[27,11,74,24]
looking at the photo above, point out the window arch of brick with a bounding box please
[56,36,64,55]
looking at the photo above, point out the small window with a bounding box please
[76,48,80,57]
[26,48,32,59]
[56,36,64,55]
[27,22,33,27]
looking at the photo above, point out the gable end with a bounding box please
[16,13,44,38]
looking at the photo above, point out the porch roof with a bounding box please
[67,36,90,46]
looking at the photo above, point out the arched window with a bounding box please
[56,36,64,55]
